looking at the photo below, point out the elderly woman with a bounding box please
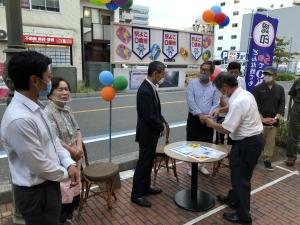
[45,77,83,225]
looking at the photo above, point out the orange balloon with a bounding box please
[202,10,215,23]
[100,86,116,101]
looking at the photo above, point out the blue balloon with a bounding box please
[211,5,222,14]
[106,2,119,10]
[220,16,230,27]
[99,71,114,85]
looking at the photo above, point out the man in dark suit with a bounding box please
[131,61,167,207]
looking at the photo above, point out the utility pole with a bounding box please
[3,0,26,224]
[3,0,26,104]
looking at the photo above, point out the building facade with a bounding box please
[213,0,295,60]
[119,4,149,26]
[0,0,82,80]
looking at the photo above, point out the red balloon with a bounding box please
[100,86,116,101]
[215,13,226,25]
[202,10,215,23]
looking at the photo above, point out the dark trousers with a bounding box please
[15,181,61,225]
[186,113,214,143]
[60,195,80,223]
[131,143,158,198]
[227,135,264,219]
[287,106,300,159]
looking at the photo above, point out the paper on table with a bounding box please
[169,144,225,162]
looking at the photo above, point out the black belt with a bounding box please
[234,133,262,142]
[15,180,58,190]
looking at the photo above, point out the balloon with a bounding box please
[99,71,114,85]
[211,66,222,81]
[215,13,226,25]
[106,2,119,10]
[210,5,222,14]
[113,0,128,7]
[220,15,230,27]
[202,50,211,61]
[89,0,105,5]
[99,0,111,3]
[113,76,128,91]
[100,86,116,101]
[202,10,215,23]
[121,0,133,9]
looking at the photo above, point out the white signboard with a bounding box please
[253,20,275,48]
[162,30,178,59]
[190,34,203,60]
[228,51,247,61]
[132,27,150,60]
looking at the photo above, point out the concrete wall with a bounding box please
[0,0,83,80]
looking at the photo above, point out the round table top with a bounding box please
[164,141,229,163]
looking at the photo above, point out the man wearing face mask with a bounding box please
[253,67,285,171]
[131,61,168,207]
[205,73,264,224]
[0,51,79,225]
[186,61,220,176]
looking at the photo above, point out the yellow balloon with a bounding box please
[209,21,218,26]
[99,0,111,3]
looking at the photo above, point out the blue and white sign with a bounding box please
[221,50,229,60]
[162,30,178,59]
[190,33,203,60]
[245,13,278,92]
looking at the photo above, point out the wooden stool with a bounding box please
[78,144,119,217]
[153,125,179,185]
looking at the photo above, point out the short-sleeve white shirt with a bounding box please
[222,87,263,140]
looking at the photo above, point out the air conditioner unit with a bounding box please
[0,29,7,40]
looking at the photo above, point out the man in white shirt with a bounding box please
[1,51,79,225]
[205,73,264,224]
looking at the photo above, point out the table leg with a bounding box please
[174,163,215,212]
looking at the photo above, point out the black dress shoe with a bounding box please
[131,197,152,207]
[223,212,252,224]
[145,187,162,195]
[217,194,237,208]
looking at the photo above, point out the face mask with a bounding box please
[158,78,165,85]
[200,74,210,82]
[39,81,52,97]
[50,97,72,104]
[264,75,273,83]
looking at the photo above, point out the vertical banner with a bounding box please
[132,27,150,60]
[162,30,178,59]
[190,34,203,60]
[245,13,278,92]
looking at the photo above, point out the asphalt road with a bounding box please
[0,81,294,183]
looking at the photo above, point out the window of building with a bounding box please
[233,11,239,16]
[230,46,236,50]
[232,23,238,27]
[231,35,237,39]
[234,0,240,3]
[27,44,71,65]
[280,4,284,7]
[26,0,60,12]
[217,47,222,51]
[218,36,223,40]
[220,2,225,6]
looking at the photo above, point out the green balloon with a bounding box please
[113,76,128,91]
[121,0,133,10]
[89,0,104,6]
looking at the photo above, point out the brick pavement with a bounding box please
[0,160,299,225]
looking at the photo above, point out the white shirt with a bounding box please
[237,76,246,90]
[0,92,75,187]
[222,87,263,140]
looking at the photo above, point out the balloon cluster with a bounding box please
[202,5,230,27]
[89,0,133,11]
[98,71,128,101]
